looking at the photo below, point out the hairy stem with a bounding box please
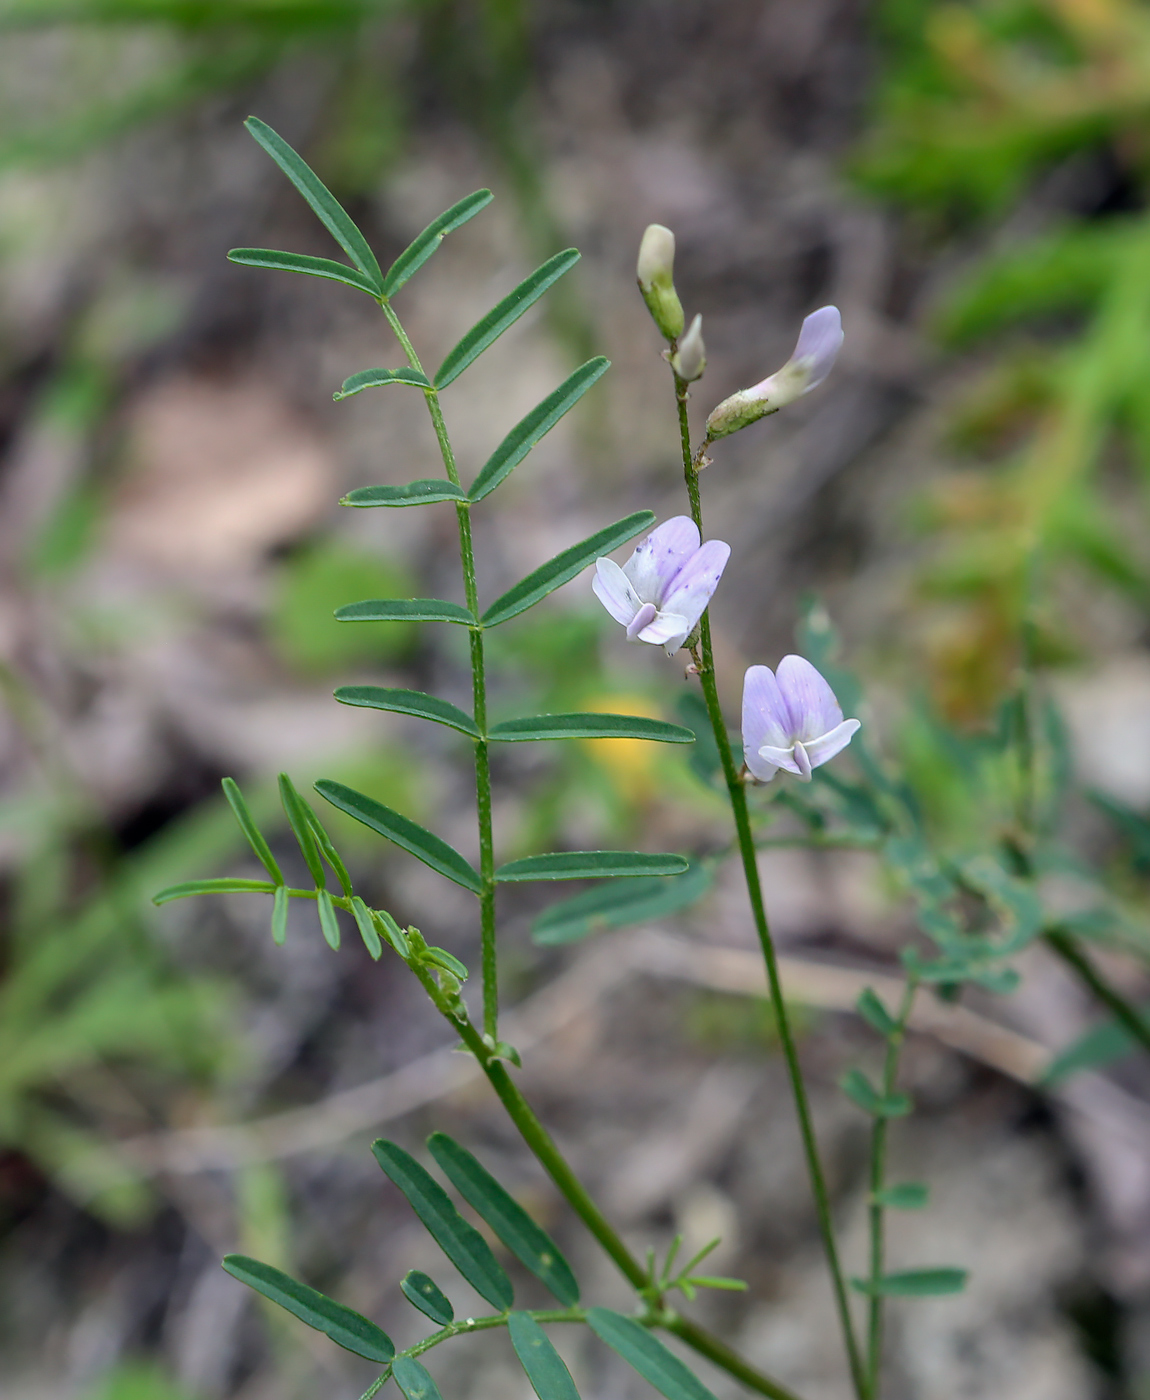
[673,377,867,1399]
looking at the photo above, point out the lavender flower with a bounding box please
[593,516,730,656]
[705,306,844,440]
[741,654,860,782]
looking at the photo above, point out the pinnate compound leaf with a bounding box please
[532,863,712,946]
[468,357,610,502]
[840,1069,911,1118]
[857,987,899,1039]
[316,887,341,950]
[508,1311,581,1400]
[851,1268,967,1297]
[278,773,325,887]
[371,1140,514,1310]
[482,511,655,628]
[272,884,289,946]
[383,189,494,298]
[304,805,353,896]
[350,896,382,959]
[334,686,480,738]
[222,777,283,883]
[153,878,276,905]
[427,1134,579,1306]
[400,1270,454,1326]
[875,1182,929,1210]
[315,781,482,894]
[373,907,411,958]
[497,851,688,883]
[227,248,380,297]
[586,1308,719,1400]
[335,599,475,626]
[392,1356,444,1400]
[343,480,467,507]
[488,714,693,744]
[333,366,432,400]
[222,1254,394,1362]
[435,249,581,388]
[244,118,383,289]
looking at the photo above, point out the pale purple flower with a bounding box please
[593,516,730,656]
[741,654,860,782]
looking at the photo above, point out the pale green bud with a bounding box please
[670,313,705,381]
[637,223,684,342]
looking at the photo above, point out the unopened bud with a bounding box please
[705,306,843,440]
[637,223,684,342]
[671,313,706,381]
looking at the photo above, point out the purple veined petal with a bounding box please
[774,654,844,743]
[803,718,861,770]
[626,601,659,640]
[741,665,793,776]
[636,609,691,654]
[592,557,642,626]
[659,539,731,633]
[757,743,805,777]
[623,516,700,604]
[789,305,843,393]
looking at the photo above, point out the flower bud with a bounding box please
[671,313,706,381]
[636,223,684,342]
[705,306,843,440]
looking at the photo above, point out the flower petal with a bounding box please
[804,718,861,769]
[789,305,843,393]
[659,539,731,632]
[757,743,805,777]
[636,609,691,654]
[623,516,700,604]
[741,665,793,774]
[592,557,642,626]
[775,654,844,742]
[626,601,659,640]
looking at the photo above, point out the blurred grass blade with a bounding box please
[427,1134,579,1306]
[586,1308,718,1400]
[372,1140,514,1309]
[153,877,277,905]
[278,773,326,887]
[508,1312,581,1400]
[222,1254,394,1363]
[400,1270,454,1326]
[496,851,689,883]
[334,367,431,400]
[481,512,654,628]
[468,357,610,502]
[383,189,494,297]
[316,888,341,950]
[435,249,580,388]
[304,806,353,896]
[350,897,382,960]
[1040,1012,1149,1086]
[272,885,289,946]
[875,1183,929,1210]
[316,781,482,894]
[334,686,480,738]
[392,1357,444,1400]
[335,599,475,626]
[850,1268,967,1297]
[531,863,712,946]
[222,777,283,883]
[227,248,380,297]
[244,118,383,289]
[343,481,468,507]
[488,714,693,743]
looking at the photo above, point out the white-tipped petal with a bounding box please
[623,516,700,603]
[757,743,805,777]
[637,224,675,290]
[659,538,730,633]
[626,601,659,640]
[592,557,642,626]
[803,718,861,769]
[636,609,691,654]
[775,654,844,743]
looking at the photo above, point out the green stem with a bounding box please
[673,378,867,1400]
[381,300,499,1037]
[865,978,917,1399]
[1045,927,1150,1059]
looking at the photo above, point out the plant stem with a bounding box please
[1045,927,1150,1058]
[381,300,499,1037]
[864,977,917,1399]
[673,377,867,1400]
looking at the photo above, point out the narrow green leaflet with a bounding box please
[382,189,494,298]
[272,884,289,946]
[508,1312,581,1400]
[350,897,383,960]
[153,878,276,905]
[316,888,341,951]
[400,1270,454,1326]
[222,777,283,883]
[586,1308,718,1400]
[482,511,655,629]
[335,599,475,626]
[316,781,482,894]
[374,908,412,958]
[343,481,468,508]
[244,118,383,289]
[435,249,581,389]
[227,248,380,298]
[392,1357,444,1400]
[371,1140,514,1310]
[497,851,689,883]
[468,357,610,502]
[840,1069,912,1118]
[334,686,480,739]
[305,806,353,896]
[875,1183,929,1210]
[531,863,712,946]
[489,714,693,744]
[851,1269,967,1297]
[427,1134,579,1306]
[279,773,326,887]
[857,988,898,1039]
[1041,1012,1150,1087]
[222,1254,394,1363]
[333,367,432,400]
[421,947,469,980]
